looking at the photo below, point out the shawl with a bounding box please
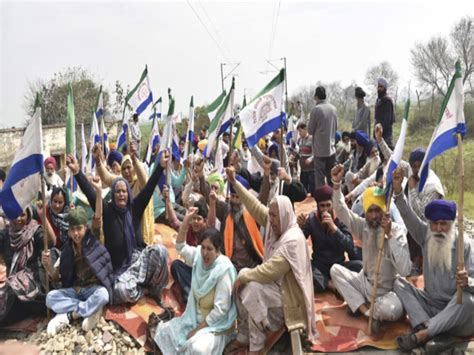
[48,187,70,243]
[111,177,137,274]
[264,195,317,341]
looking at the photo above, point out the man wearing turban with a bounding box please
[297,185,362,292]
[374,77,395,149]
[43,156,64,198]
[353,87,371,136]
[391,168,474,353]
[329,164,411,334]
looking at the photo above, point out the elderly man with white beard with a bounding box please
[329,164,411,334]
[391,167,474,353]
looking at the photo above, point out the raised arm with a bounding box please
[132,151,166,221]
[89,175,103,236]
[175,207,198,266]
[330,164,366,239]
[392,166,428,247]
[130,141,148,188]
[66,154,97,211]
[92,144,117,188]
[226,166,268,227]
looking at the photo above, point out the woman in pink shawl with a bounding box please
[224,167,317,354]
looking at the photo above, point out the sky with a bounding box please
[0,0,472,128]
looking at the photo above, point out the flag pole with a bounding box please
[456,132,465,304]
[40,169,50,319]
[367,188,392,335]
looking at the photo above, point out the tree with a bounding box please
[451,16,474,91]
[365,61,399,92]
[23,67,109,125]
[410,37,454,96]
[411,16,474,97]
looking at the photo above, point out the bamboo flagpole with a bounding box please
[456,132,465,304]
[367,189,393,335]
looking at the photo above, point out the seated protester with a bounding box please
[208,174,264,273]
[41,207,113,336]
[345,139,381,192]
[343,131,368,178]
[0,206,54,325]
[92,142,155,245]
[329,165,411,333]
[106,149,123,175]
[240,146,307,204]
[34,187,70,250]
[207,172,226,203]
[169,199,209,304]
[336,131,351,165]
[391,169,474,353]
[42,157,64,199]
[297,185,362,293]
[152,156,189,226]
[224,168,317,353]
[152,220,237,354]
[66,151,169,305]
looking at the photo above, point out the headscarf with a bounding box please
[111,177,137,273]
[355,130,370,147]
[425,200,456,221]
[7,206,41,301]
[362,186,386,213]
[207,173,225,194]
[264,196,317,341]
[48,187,70,243]
[198,139,207,152]
[121,155,137,184]
[107,150,123,167]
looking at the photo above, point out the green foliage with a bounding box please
[23,67,109,125]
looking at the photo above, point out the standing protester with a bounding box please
[374,78,395,149]
[308,86,338,188]
[391,168,474,353]
[130,114,142,154]
[353,87,371,136]
[297,122,315,197]
[42,206,114,336]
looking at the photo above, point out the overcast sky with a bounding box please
[1,0,472,128]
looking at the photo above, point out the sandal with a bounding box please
[223,339,249,354]
[145,313,161,354]
[396,333,421,352]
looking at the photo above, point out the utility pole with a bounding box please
[220,62,240,92]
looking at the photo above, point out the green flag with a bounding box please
[167,88,175,116]
[66,83,76,155]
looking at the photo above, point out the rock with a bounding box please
[123,335,133,346]
[85,330,94,344]
[102,325,112,332]
[102,331,113,344]
[96,339,104,348]
[104,343,112,352]
[94,344,102,353]
[53,341,64,352]
[76,335,86,345]
[121,346,128,353]
[111,341,117,353]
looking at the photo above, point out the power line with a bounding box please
[197,0,234,62]
[266,0,282,76]
[186,0,230,62]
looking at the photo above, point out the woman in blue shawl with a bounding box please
[153,207,237,354]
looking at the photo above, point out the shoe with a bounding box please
[396,333,420,352]
[82,306,103,332]
[47,313,70,336]
[145,313,161,354]
[425,333,456,354]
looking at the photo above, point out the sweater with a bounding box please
[308,100,338,157]
[60,229,114,301]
